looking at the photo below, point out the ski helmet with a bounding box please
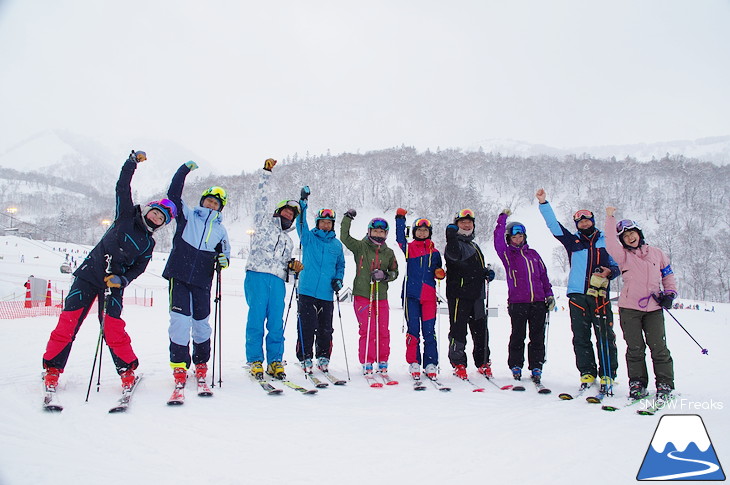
[412,218,433,240]
[573,209,595,227]
[453,208,475,224]
[315,208,336,230]
[142,198,177,232]
[616,219,645,248]
[368,217,389,244]
[274,200,301,220]
[200,186,228,211]
[505,221,527,245]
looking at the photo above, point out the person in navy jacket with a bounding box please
[536,188,620,389]
[42,151,177,392]
[395,209,445,380]
[494,210,553,384]
[294,186,345,374]
[162,161,230,389]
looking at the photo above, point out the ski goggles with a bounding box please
[616,219,641,236]
[368,218,389,230]
[202,186,228,206]
[508,224,526,236]
[316,208,336,220]
[275,200,301,218]
[455,209,475,220]
[573,209,594,222]
[146,198,178,223]
[413,218,432,228]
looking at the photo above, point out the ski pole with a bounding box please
[211,265,222,387]
[86,288,108,402]
[543,309,550,364]
[335,291,351,380]
[663,307,709,355]
[364,281,374,371]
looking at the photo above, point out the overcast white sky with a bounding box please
[1,0,728,174]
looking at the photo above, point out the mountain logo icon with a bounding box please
[637,414,725,481]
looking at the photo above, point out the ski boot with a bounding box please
[195,363,208,380]
[477,361,493,379]
[249,361,264,379]
[362,363,374,375]
[173,367,188,387]
[120,369,136,390]
[656,382,673,399]
[377,362,388,374]
[424,364,438,380]
[629,380,647,400]
[511,366,522,381]
[266,361,286,380]
[453,364,468,380]
[300,358,313,374]
[317,357,329,373]
[409,363,421,380]
[531,368,542,384]
[43,367,61,390]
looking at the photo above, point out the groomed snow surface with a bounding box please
[0,235,727,485]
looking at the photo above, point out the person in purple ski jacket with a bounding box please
[494,209,554,385]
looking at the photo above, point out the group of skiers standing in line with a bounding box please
[40,153,678,403]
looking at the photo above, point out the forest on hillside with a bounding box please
[3,147,728,302]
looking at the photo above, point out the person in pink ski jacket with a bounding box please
[604,207,678,400]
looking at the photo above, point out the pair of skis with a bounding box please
[365,371,398,388]
[166,377,214,405]
[43,374,144,413]
[411,373,451,392]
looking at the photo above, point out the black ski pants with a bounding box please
[507,301,547,371]
[295,294,334,362]
[447,297,489,368]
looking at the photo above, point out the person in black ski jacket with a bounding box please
[42,151,177,392]
[444,209,495,381]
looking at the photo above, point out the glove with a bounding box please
[546,296,556,311]
[300,186,310,200]
[653,291,676,309]
[344,209,357,219]
[434,268,446,280]
[446,224,458,238]
[103,274,127,288]
[263,158,277,171]
[217,253,229,269]
[501,208,512,216]
[395,208,407,219]
[129,150,146,163]
[288,260,304,273]
[299,199,308,210]
[185,161,199,171]
[371,269,387,282]
[484,267,495,282]
[331,278,343,292]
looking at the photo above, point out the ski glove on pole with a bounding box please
[331,279,343,292]
[371,269,387,282]
[217,253,229,269]
[344,209,357,219]
[652,291,676,309]
[546,296,556,311]
[288,260,304,273]
[104,275,128,288]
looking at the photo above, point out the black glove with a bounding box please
[331,279,343,292]
[446,224,458,238]
[484,267,495,282]
[344,209,357,219]
[371,269,387,282]
[300,186,310,200]
[545,296,556,311]
[653,291,675,309]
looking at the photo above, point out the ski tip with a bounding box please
[386,380,399,386]
[108,407,127,414]
[538,388,552,394]
[167,401,185,406]
[472,388,486,392]
[558,393,574,400]
[268,389,284,395]
[370,383,384,388]
[601,405,619,412]
[512,386,526,391]
[43,406,63,412]
[500,384,514,390]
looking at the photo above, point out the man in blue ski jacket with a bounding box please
[536,188,619,390]
[294,186,345,374]
[163,161,230,389]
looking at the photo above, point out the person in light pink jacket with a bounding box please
[604,207,678,400]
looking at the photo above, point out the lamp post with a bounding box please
[246,229,255,252]
[6,207,17,229]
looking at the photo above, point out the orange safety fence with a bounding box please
[0,295,154,320]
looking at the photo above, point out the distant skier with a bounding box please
[340,210,398,375]
[444,209,495,380]
[163,161,230,392]
[244,158,303,380]
[394,208,445,380]
[294,186,345,375]
[535,188,620,394]
[42,151,176,392]
[493,209,554,384]
[604,207,678,400]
